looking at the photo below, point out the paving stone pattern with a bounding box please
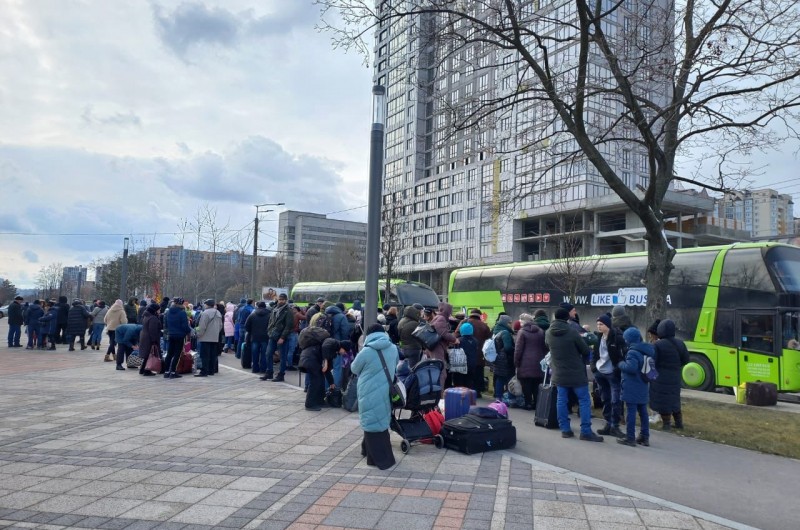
[0,347,735,529]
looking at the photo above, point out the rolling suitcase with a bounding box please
[441,414,516,454]
[240,341,252,370]
[745,381,778,406]
[444,387,477,421]
[534,370,559,429]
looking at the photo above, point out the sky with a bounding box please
[0,1,798,289]
[0,0,374,288]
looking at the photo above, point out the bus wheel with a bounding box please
[682,354,715,392]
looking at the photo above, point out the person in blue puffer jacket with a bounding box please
[164,298,192,378]
[350,324,400,470]
[25,300,44,349]
[39,301,59,350]
[617,327,652,447]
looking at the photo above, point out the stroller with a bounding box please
[390,358,446,454]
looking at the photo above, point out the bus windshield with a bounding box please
[394,282,440,308]
[766,246,800,292]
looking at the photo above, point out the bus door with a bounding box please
[737,311,780,387]
[779,310,800,391]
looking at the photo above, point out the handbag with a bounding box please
[127,352,143,369]
[447,347,468,374]
[144,345,162,373]
[325,386,343,408]
[411,321,440,350]
[376,349,406,409]
[507,375,523,397]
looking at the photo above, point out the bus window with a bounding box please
[481,268,511,291]
[395,282,439,308]
[765,246,800,292]
[714,309,735,347]
[719,248,777,308]
[508,264,550,291]
[591,256,646,288]
[782,311,800,349]
[670,251,716,286]
[453,270,483,292]
[740,313,775,354]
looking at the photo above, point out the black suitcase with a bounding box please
[240,341,252,370]
[441,414,516,455]
[746,381,778,406]
[534,371,559,429]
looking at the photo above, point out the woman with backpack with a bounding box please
[617,327,652,447]
[491,314,516,399]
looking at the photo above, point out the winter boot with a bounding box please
[661,413,672,432]
[673,411,684,429]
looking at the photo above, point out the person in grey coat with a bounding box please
[545,308,603,442]
[195,299,223,377]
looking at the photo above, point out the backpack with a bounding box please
[640,354,658,382]
[482,333,499,362]
[315,313,335,336]
[447,347,468,374]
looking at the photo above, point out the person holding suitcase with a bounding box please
[545,308,604,442]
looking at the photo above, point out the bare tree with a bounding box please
[380,197,407,300]
[316,0,800,322]
[35,262,63,300]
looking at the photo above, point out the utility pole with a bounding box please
[252,203,285,299]
[364,85,386,327]
[119,237,130,302]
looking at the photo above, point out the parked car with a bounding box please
[0,305,8,318]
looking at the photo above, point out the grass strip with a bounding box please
[664,397,800,459]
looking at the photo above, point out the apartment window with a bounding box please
[439,177,450,190]
[425,234,436,245]
[413,253,423,264]
[415,184,425,196]
[450,248,463,261]
[451,210,463,223]
[414,201,424,213]
[452,191,464,204]
[425,216,436,228]
[467,168,476,182]
[453,172,465,186]
[427,181,436,192]
[437,250,448,262]
[438,213,449,226]
[438,195,449,208]
[450,229,463,241]
[413,236,423,248]
[467,207,476,220]
[466,227,475,240]
[437,232,448,244]
[426,198,437,210]
[467,188,477,201]
[466,247,475,259]
[425,251,435,263]
[413,219,424,230]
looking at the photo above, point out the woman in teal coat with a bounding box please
[351,324,400,470]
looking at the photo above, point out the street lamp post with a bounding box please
[364,85,386,328]
[252,203,285,299]
[119,237,130,302]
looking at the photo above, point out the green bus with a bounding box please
[448,242,800,392]
[291,279,440,310]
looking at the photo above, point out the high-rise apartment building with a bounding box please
[717,189,795,238]
[374,1,728,295]
[61,266,88,299]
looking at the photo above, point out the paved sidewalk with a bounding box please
[0,345,746,530]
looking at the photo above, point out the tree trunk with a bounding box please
[645,236,675,325]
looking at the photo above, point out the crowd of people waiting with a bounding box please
[6,292,690,451]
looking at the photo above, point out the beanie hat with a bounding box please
[559,302,575,312]
[623,327,643,345]
[146,302,160,314]
[612,305,626,317]
[139,300,147,307]
[534,309,547,318]
[597,314,612,328]
[339,340,352,351]
[460,322,474,336]
[470,308,482,315]
[647,319,661,336]
[498,314,512,326]
[554,308,570,321]
[256,301,267,308]
[512,320,522,332]
[204,299,215,307]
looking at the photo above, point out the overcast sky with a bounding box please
[0,1,798,289]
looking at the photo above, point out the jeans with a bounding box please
[594,371,622,427]
[224,336,234,351]
[8,324,21,346]
[283,332,298,368]
[90,323,105,346]
[266,337,286,376]
[557,385,593,436]
[331,355,343,388]
[106,329,117,355]
[493,374,509,399]
[625,402,650,441]
[252,341,268,373]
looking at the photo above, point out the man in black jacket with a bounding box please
[7,296,24,347]
[546,308,604,442]
[245,301,271,374]
[56,295,69,343]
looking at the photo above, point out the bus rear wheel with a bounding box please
[682,354,716,392]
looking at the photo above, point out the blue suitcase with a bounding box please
[444,387,477,421]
